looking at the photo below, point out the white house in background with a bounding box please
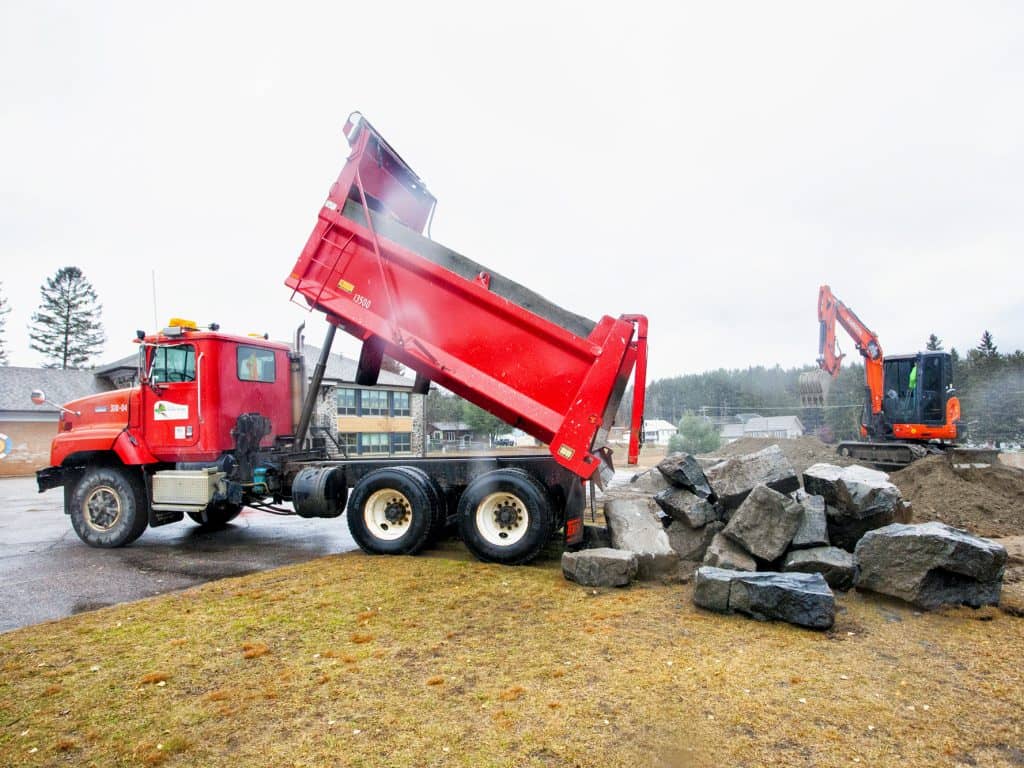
[509,428,541,448]
[720,415,804,443]
[643,419,678,446]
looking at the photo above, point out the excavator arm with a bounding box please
[808,285,885,421]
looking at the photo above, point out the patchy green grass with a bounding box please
[1,542,1022,767]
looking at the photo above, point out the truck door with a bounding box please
[920,354,944,424]
[142,343,201,452]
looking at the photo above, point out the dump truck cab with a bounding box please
[44,320,294,473]
[134,321,293,463]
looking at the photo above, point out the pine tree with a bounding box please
[0,282,10,365]
[29,267,106,369]
[976,330,998,357]
[926,333,943,351]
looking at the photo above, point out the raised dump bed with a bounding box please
[286,113,647,482]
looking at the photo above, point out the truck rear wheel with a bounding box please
[457,469,554,565]
[187,502,242,529]
[347,468,433,555]
[390,466,447,542]
[69,467,149,548]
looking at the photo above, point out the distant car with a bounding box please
[493,437,515,447]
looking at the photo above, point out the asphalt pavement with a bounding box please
[0,476,357,633]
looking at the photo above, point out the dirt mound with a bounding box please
[702,436,858,476]
[891,456,1024,538]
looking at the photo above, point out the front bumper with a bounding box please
[36,466,66,493]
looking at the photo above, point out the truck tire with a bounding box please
[347,468,433,555]
[69,467,149,548]
[457,468,554,565]
[187,502,242,529]
[390,466,447,542]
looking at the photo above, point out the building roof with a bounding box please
[721,415,804,437]
[721,423,745,439]
[643,419,677,432]
[744,415,804,432]
[0,366,111,415]
[429,421,473,432]
[304,344,414,388]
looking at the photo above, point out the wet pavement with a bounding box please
[0,476,357,633]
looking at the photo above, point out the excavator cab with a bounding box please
[881,352,955,429]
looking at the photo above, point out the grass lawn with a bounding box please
[1,542,1022,767]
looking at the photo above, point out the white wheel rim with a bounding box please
[84,485,123,532]
[363,488,412,541]
[475,492,529,546]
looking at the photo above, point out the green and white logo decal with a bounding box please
[153,401,189,421]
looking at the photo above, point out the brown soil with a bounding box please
[891,456,1024,538]
[702,436,859,476]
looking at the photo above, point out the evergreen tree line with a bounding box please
[0,267,106,369]
[624,331,1024,446]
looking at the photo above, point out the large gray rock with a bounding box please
[783,546,856,590]
[790,490,829,549]
[657,452,714,499]
[667,520,724,562]
[627,468,672,495]
[562,548,638,587]
[804,464,903,550]
[693,567,835,630]
[604,498,680,580]
[692,566,733,611]
[722,484,802,562]
[705,445,800,512]
[827,506,895,552]
[836,465,902,517]
[654,487,719,527]
[854,523,1007,609]
[802,463,846,505]
[703,532,757,571]
[803,463,896,510]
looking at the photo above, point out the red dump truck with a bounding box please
[35,113,648,565]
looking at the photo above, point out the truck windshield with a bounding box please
[151,345,196,383]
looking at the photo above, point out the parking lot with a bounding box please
[0,476,357,632]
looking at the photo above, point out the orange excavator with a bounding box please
[799,285,963,467]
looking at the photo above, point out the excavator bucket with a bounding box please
[799,370,832,408]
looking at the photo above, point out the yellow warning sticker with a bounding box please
[557,444,575,460]
[337,279,355,293]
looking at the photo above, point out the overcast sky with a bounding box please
[2,2,1021,382]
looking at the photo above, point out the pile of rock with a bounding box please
[561,444,1008,629]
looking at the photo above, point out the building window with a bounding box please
[237,345,276,383]
[360,432,389,454]
[391,432,411,453]
[392,391,410,416]
[337,388,357,415]
[362,389,388,416]
[337,432,358,454]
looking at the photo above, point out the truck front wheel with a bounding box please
[69,467,149,548]
[457,469,554,565]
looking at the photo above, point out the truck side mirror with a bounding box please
[31,389,46,406]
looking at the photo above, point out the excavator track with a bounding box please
[835,441,936,469]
